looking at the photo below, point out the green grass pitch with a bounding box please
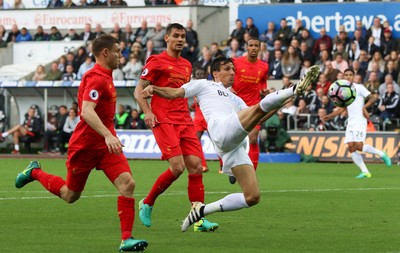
[1,159,399,253]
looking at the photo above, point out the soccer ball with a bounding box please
[327,80,357,107]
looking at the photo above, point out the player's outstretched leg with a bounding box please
[15,161,41,188]
[119,237,148,252]
[294,65,320,95]
[381,151,392,167]
[138,198,153,227]
[181,202,205,232]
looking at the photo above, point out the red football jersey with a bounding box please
[69,64,117,150]
[140,51,193,124]
[233,56,269,106]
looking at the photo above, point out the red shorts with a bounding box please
[194,117,207,132]
[66,148,131,192]
[152,123,203,160]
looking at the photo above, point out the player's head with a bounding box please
[92,34,121,70]
[343,68,355,83]
[165,23,186,53]
[246,37,260,59]
[210,56,235,87]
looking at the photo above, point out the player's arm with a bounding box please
[134,79,157,129]
[142,85,185,99]
[81,101,123,154]
[321,107,346,122]
[363,94,377,120]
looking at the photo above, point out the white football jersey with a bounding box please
[182,79,248,123]
[346,83,371,131]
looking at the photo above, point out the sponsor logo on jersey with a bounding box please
[89,89,99,100]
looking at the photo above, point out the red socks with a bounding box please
[249,143,259,171]
[118,196,135,240]
[31,169,65,197]
[188,173,204,203]
[144,168,177,206]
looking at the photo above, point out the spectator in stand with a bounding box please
[329,108,347,131]
[130,42,143,63]
[65,52,76,73]
[193,48,212,73]
[348,41,361,65]
[181,19,199,64]
[268,39,283,63]
[365,36,380,60]
[64,0,76,7]
[291,19,305,41]
[127,108,146,130]
[6,24,20,43]
[355,20,367,40]
[352,29,366,51]
[316,73,331,95]
[133,20,149,47]
[358,50,369,72]
[122,54,143,80]
[281,76,293,89]
[365,62,384,83]
[115,104,130,130]
[299,29,314,51]
[78,0,90,7]
[110,23,123,41]
[77,56,95,80]
[315,50,330,73]
[333,28,350,53]
[310,108,331,131]
[47,0,63,8]
[80,23,95,42]
[298,41,314,64]
[44,62,62,81]
[351,60,366,80]
[295,98,311,130]
[147,22,166,51]
[39,105,59,154]
[0,106,42,154]
[113,0,127,6]
[32,65,46,81]
[299,59,312,79]
[313,28,332,58]
[49,26,62,41]
[58,55,67,73]
[94,24,105,39]
[0,25,9,46]
[384,60,398,82]
[281,45,301,79]
[74,46,88,70]
[364,71,380,94]
[368,51,385,73]
[210,42,224,60]
[142,39,158,64]
[0,0,11,8]
[268,49,283,80]
[61,64,77,81]
[244,17,259,38]
[385,50,399,69]
[13,0,25,8]
[33,26,49,41]
[290,38,300,54]
[379,74,400,96]
[259,21,275,51]
[15,27,32,42]
[225,38,243,58]
[59,108,79,155]
[381,28,397,58]
[354,74,363,85]
[112,58,125,81]
[324,60,340,83]
[331,53,349,73]
[332,41,349,62]
[119,41,130,60]
[229,19,245,50]
[90,0,105,6]
[274,18,291,50]
[294,82,317,112]
[64,28,81,41]
[121,24,134,47]
[378,83,400,124]
[258,41,269,63]
[366,17,383,48]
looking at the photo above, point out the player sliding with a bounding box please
[322,68,391,178]
[141,56,320,231]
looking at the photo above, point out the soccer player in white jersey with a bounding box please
[140,56,321,231]
[322,69,392,178]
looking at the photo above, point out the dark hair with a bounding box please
[344,68,355,74]
[246,37,260,44]
[210,56,234,81]
[166,23,185,35]
[92,34,119,57]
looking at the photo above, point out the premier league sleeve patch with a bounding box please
[89,89,99,100]
[141,68,148,76]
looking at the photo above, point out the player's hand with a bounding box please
[261,89,270,97]
[363,107,370,120]
[321,115,329,122]
[105,135,124,155]
[144,111,158,129]
[142,85,154,99]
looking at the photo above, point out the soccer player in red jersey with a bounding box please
[134,23,218,232]
[15,34,148,252]
[231,37,269,182]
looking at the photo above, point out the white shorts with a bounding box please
[344,129,366,144]
[208,113,252,175]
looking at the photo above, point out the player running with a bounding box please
[141,56,320,231]
[14,34,148,252]
[322,68,392,178]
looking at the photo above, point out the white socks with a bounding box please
[351,151,369,173]
[362,144,384,157]
[1,132,9,138]
[260,88,294,113]
[203,193,249,216]
[14,144,19,151]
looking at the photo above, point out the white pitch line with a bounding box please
[1,187,400,201]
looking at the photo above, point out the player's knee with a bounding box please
[170,165,185,176]
[119,179,135,195]
[64,194,80,204]
[245,191,260,207]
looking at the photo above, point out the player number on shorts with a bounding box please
[356,131,363,137]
